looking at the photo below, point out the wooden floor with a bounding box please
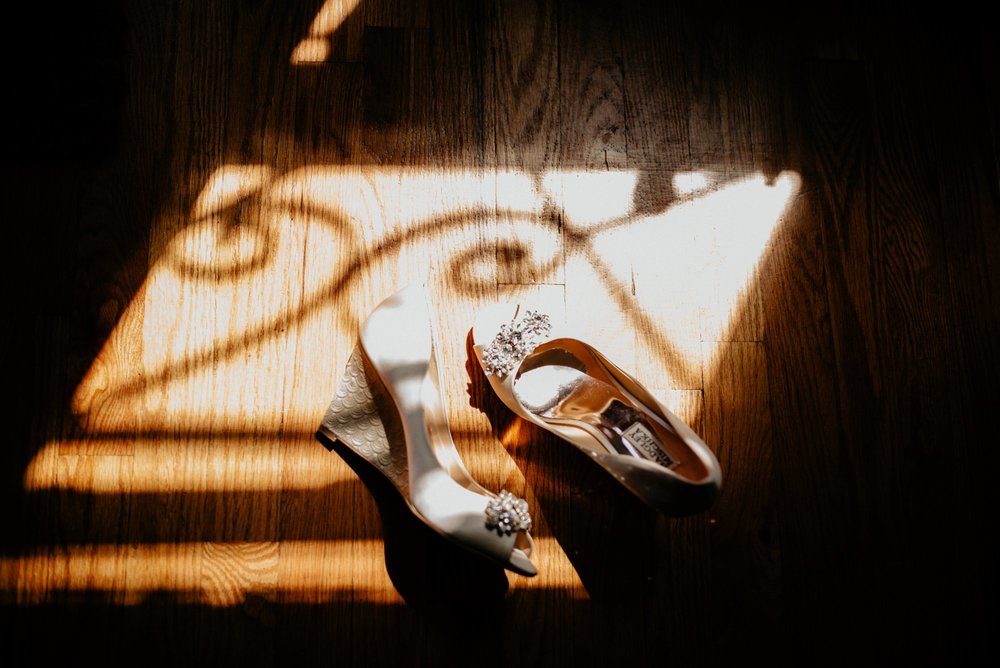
[3,1,998,664]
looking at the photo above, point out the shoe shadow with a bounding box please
[317,355,510,613]
[319,433,510,609]
[463,331,662,604]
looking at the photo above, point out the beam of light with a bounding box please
[165,164,275,279]
[193,164,272,218]
[290,0,363,64]
[68,167,553,430]
[18,164,799,602]
[22,434,525,493]
[549,168,800,387]
[672,171,712,196]
[697,172,801,344]
[541,169,639,227]
[1,538,585,605]
[47,165,798,492]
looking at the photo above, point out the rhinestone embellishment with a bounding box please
[484,490,532,535]
[481,309,552,377]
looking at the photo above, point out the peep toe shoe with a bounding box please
[472,301,722,516]
[319,286,537,576]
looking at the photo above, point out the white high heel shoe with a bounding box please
[319,285,537,577]
[472,301,722,516]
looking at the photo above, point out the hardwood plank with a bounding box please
[558,1,626,170]
[703,341,781,662]
[784,58,884,659]
[487,0,563,287]
[621,2,691,177]
[488,0,560,172]
[292,63,364,164]
[361,26,416,164]
[648,390,712,664]
[888,33,1000,660]
[621,5,702,391]
[858,45,951,658]
[423,1,492,168]
[758,187,848,660]
[985,24,1000,187]
[681,15,754,174]
[365,0,428,28]
[559,1,637,392]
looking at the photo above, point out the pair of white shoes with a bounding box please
[318,285,722,577]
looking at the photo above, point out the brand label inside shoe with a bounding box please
[623,423,677,468]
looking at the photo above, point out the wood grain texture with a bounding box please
[4,0,997,665]
[892,28,1000,658]
[487,0,563,287]
[704,341,778,662]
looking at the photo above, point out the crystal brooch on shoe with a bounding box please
[481,310,552,377]
[485,490,533,535]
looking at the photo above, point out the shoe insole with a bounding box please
[515,364,682,469]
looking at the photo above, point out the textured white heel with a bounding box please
[319,285,537,577]
[472,301,722,516]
